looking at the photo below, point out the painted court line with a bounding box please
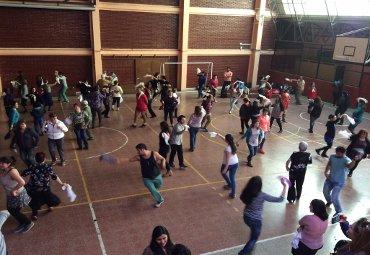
[60,103,107,255]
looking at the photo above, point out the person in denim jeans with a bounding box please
[68,104,89,150]
[130,143,166,208]
[218,133,239,198]
[237,120,264,167]
[239,176,288,255]
[188,106,206,152]
[54,71,69,103]
[323,146,357,213]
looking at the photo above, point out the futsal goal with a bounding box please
[160,61,214,87]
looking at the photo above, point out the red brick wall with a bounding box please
[261,21,275,50]
[190,0,254,9]
[189,15,253,49]
[0,56,93,96]
[0,7,91,48]
[100,0,179,5]
[100,11,178,49]
[186,56,249,88]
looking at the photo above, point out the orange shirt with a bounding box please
[258,114,270,132]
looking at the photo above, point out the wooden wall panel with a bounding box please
[0,7,91,48]
[190,0,254,9]
[99,0,179,5]
[0,56,93,96]
[100,11,179,49]
[258,55,273,78]
[189,15,253,49]
[186,56,249,88]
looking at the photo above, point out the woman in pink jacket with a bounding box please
[292,199,328,255]
[258,108,270,154]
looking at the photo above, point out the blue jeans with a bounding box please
[221,163,238,196]
[58,86,69,102]
[230,97,238,112]
[323,179,344,213]
[19,148,35,166]
[239,215,262,255]
[74,128,88,149]
[143,174,163,203]
[189,126,200,150]
[259,137,266,149]
[247,144,258,162]
[34,117,43,135]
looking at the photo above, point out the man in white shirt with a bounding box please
[169,115,188,170]
[43,112,68,166]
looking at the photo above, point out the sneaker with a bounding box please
[169,163,175,168]
[228,193,236,199]
[315,149,320,155]
[154,200,164,208]
[179,164,187,170]
[321,154,328,158]
[50,161,57,166]
[247,162,253,167]
[203,128,208,132]
[258,148,265,154]
[21,222,34,233]
[229,111,232,114]
[31,215,38,221]
[347,172,353,177]
[223,185,231,190]
[131,124,137,128]
[326,202,332,208]
[14,224,26,233]
[61,161,66,167]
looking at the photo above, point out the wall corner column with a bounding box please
[178,0,190,91]
[247,0,266,88]
[91,0,103,82]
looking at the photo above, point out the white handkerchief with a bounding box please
[62,184,77,202]
[208,132,217,138]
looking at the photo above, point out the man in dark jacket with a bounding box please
[335,91,351,125]
[14,119,39,166]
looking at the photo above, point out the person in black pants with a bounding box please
[14,120,39,167]
[101,86,111,118]
[308,97,324,133]
[335,92,350,125]
[286,142,312,203]
[159,121,172,176]
[316,114,340,157]
[162,90,178,127]
[145,83,156,118]
[169,115,187,170]
[239,97,251,134]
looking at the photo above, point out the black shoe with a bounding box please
[315,149,320,155]
[14,224,26,233]
[83,147,89,150]
[169,163,175,168]
[223,185,231,190]
[326,202,332,208]
[20,222,34,233]
[321,153,328,158]
[179,164,187,170]
[247,162,253,167]
[309,129,313,133]
[239,131,244,134]
[348,172,353,177]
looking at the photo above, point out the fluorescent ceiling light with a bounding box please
[282,0,370,16]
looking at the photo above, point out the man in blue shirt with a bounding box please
[323,146,357,213]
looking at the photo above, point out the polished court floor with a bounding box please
[0,91,369,255]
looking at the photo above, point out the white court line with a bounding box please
[201,213,370,255]
[60,102,107,255]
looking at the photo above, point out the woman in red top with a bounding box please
[307,82,317,100]
[132,84,148,128]
[281,88,291,122]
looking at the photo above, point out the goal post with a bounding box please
[160,61,214,88]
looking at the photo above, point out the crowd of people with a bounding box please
[1,67,369,255]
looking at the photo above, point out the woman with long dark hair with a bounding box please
[346,129,370,177]
[291,199,329,255]
[159,121,172,177]
[217,133,239,198]
[238,176,288,255]
[0,157,34,233]
[188,106,206,152]
[143,225,174,255]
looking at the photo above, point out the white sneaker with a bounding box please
[154,200,164,208]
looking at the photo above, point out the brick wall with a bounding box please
[99,0,179,5]
[189,15,253,49]
[187,56,249,88]
[100,11,178,49]
[0,56,92,96]
[261,21,275,50]
[0,7,91,48]
[190,0,254,9]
